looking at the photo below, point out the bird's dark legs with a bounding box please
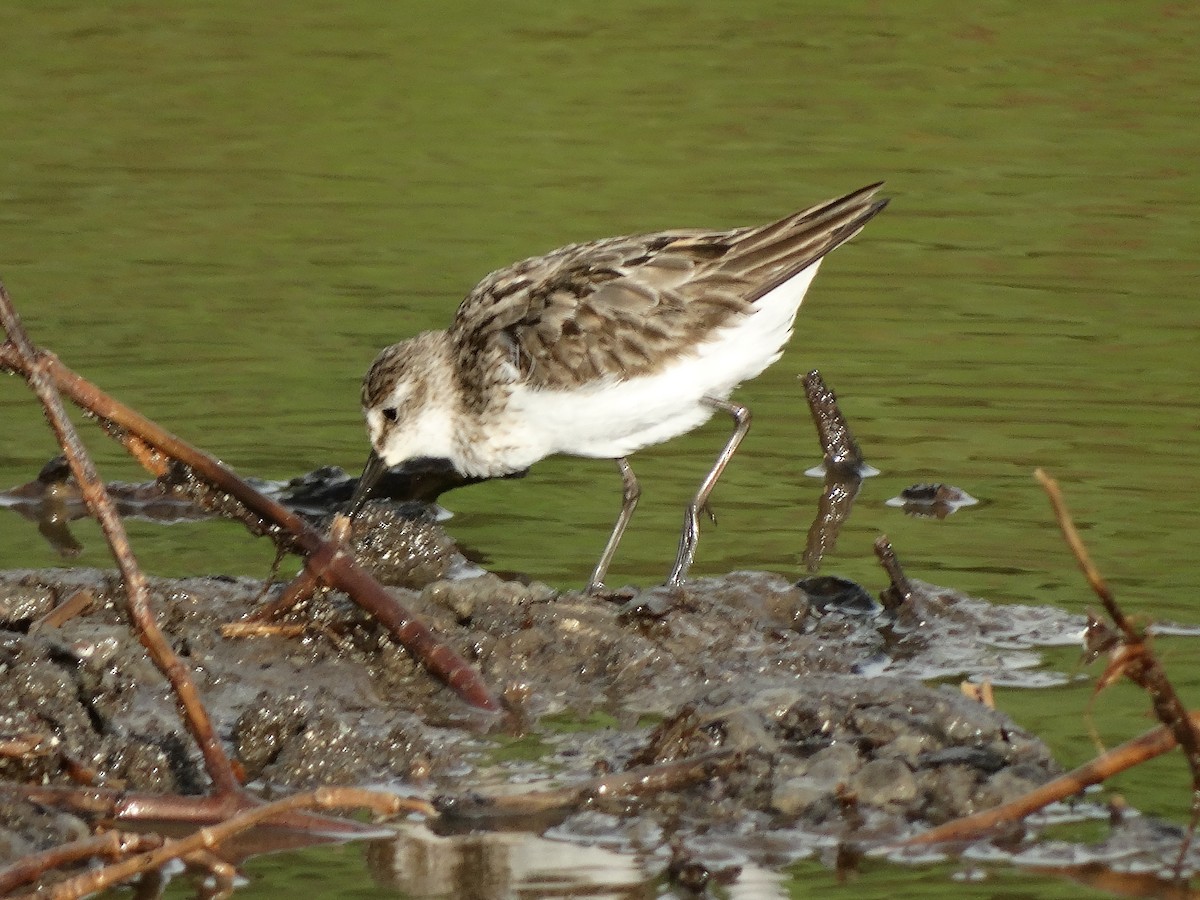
[586,456,641,593]
[666,397,751,587]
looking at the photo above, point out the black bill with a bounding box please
[348,449,388,516]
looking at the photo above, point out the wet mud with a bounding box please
[0,497,1096,880]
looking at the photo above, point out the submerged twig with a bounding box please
[0,831,164,897]
[5,780,383,833]
[19,788,431,900]
[435,749,745,823]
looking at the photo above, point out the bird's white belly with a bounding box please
[509,366,720,461]
[499,261,819,465]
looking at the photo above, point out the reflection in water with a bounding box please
[364,824,787,899]
[802,471,865,573]
[797,370,878,573]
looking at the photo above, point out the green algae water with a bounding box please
[1,2,1198,896]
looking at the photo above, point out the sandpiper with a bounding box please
[351,183,887,590]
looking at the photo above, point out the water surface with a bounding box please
[1,2,1198,896]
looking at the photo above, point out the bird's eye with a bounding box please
[381,407,398,423]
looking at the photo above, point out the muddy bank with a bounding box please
[0,509,1090,875]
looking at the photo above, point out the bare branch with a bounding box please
[900,714,1195,847]
[0,283,241,794]
[0,293,497,712]
[30,788,431,899]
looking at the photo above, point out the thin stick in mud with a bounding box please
[900,712,1199,848]
[1036,467,1200,874]
[901,471,1200,865]
[0,278,495,885]
[2,789,431,899]
[0,283,242,796]
[0,285,498,713]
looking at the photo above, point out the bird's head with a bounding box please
[350,331,457,512]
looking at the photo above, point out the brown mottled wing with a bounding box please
[450,183,886,391]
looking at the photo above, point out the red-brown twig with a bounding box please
[0,831,164,897]
[16,788,432,899]
[906,475,1200,862]
[0,733,53,757]
[4,780,386,835]
[901,713,1198,847]
[1035,469,1136,640]
[0,291,497,712]
[0,284,241,795]
[1036,468,1200,874]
